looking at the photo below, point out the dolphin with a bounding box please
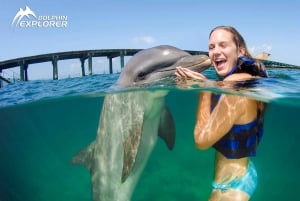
[71,45,211,201]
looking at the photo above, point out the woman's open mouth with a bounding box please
[215,59,226,69]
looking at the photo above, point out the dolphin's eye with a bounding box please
[137,72,147,80]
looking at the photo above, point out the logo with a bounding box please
[11,6,68,28]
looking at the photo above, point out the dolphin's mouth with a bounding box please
[159,58,211,72]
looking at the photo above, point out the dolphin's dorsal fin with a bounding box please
[71,141,96,170]
[158,106,176,150]
[122,119,144,183]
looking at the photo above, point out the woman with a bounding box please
[175,26,268,200]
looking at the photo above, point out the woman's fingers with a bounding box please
[175,67,206,80]
[175,67,188,79]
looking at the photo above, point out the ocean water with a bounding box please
[0,68,300,201]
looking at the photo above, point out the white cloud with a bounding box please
[249,44,272,54]
[132,36,156,45]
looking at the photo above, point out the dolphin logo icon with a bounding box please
[11,6,37,26]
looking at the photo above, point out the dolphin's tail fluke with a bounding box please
[71,141,96,170]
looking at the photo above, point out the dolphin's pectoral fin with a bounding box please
[158,106,176,150]
[122,120,144,183]
[71,141,96,170]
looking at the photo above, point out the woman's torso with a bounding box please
[212,85,260,182]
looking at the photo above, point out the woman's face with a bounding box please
[208,29,244,76]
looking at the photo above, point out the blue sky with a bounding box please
[1,0,300,79]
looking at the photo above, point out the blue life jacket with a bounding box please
[211,57,267,159]
[227,56,268,78]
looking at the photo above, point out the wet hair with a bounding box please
[209,25,253,59]
[209,25,268,78]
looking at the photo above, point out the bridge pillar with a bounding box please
[108,57,113,74]
[19,60,28,81]
[120,51,125,69]
[80,58,86,76]
[24,65,29,81]
[52,56,58,80]
[88,54,92,75]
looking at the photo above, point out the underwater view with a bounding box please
[1,67,300,201]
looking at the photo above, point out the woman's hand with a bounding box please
[175,66,207,80]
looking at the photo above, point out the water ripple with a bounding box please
[1,68,300,108]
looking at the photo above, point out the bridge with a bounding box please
[0,48,299,85]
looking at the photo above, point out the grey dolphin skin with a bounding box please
[117,45,211,86]
[72,45,211,201]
